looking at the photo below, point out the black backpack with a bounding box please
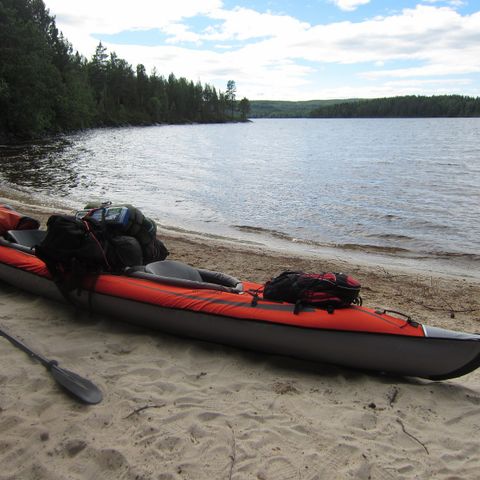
[263,271,361,313]
[35,214,151,274]
[34,215,112,302]
[35,215,110,276]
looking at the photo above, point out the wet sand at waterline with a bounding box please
[1,192,480,479]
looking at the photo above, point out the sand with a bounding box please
[1,193,480,479]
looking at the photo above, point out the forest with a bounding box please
[2,0,479,142]
[309,95,480,118]
[248,99,353,118]
[0,0,250,141]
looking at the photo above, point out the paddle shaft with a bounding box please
[0,327,51,368]
[0,324,103,404]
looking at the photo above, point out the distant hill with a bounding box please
[309,95,480,118]
[250,95,480,119]
[249,99,354,118]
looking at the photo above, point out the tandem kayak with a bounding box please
[0,229,479,381]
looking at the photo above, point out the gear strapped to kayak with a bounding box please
[34,204,169,302]
[76,203,169,264]
[263,271,362,313]
[36,204,168,272]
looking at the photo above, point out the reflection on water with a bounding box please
[1,119,479,275]
[0,138,80,196]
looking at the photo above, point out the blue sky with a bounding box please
[45,0,480,100]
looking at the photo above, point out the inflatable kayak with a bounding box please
[1,229,480,380]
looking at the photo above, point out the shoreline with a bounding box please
[1,118,478,282]
[2,182,479,280]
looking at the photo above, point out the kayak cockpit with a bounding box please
[0,229,47,253]
[126,260,244,293]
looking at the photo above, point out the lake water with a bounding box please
[1,118,479,277]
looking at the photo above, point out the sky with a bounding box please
[43,0,480,101]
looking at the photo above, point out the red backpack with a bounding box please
[263,271,361,313]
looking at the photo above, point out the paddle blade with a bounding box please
[50,365,103,405]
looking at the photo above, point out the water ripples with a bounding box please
[1,119,479,265]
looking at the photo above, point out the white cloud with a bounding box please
[44,0,222,56]
[46,0,222,33]
[259,5,480,83]
[422,0,465,7]
[330,0,371,12]
[284,5,476,64]
[43,1,480,100]
[163,23,201,45]
[298,77,474,100]
[360,63,480,80]
[383,78,472,88]
[201,7,310,42]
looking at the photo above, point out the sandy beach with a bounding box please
[1,192,480,479]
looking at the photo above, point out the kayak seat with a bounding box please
[6,229,47,248]
[145,260,203,282]
[129,260,243,293]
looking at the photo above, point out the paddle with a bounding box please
[0,325,102,405]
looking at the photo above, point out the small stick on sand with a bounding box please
[397,419,429,454]
[124,404,166,419]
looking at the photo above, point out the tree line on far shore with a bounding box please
[309,95,480,118]
[0,0,250,141]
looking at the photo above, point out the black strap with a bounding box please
[247,288,262,307]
